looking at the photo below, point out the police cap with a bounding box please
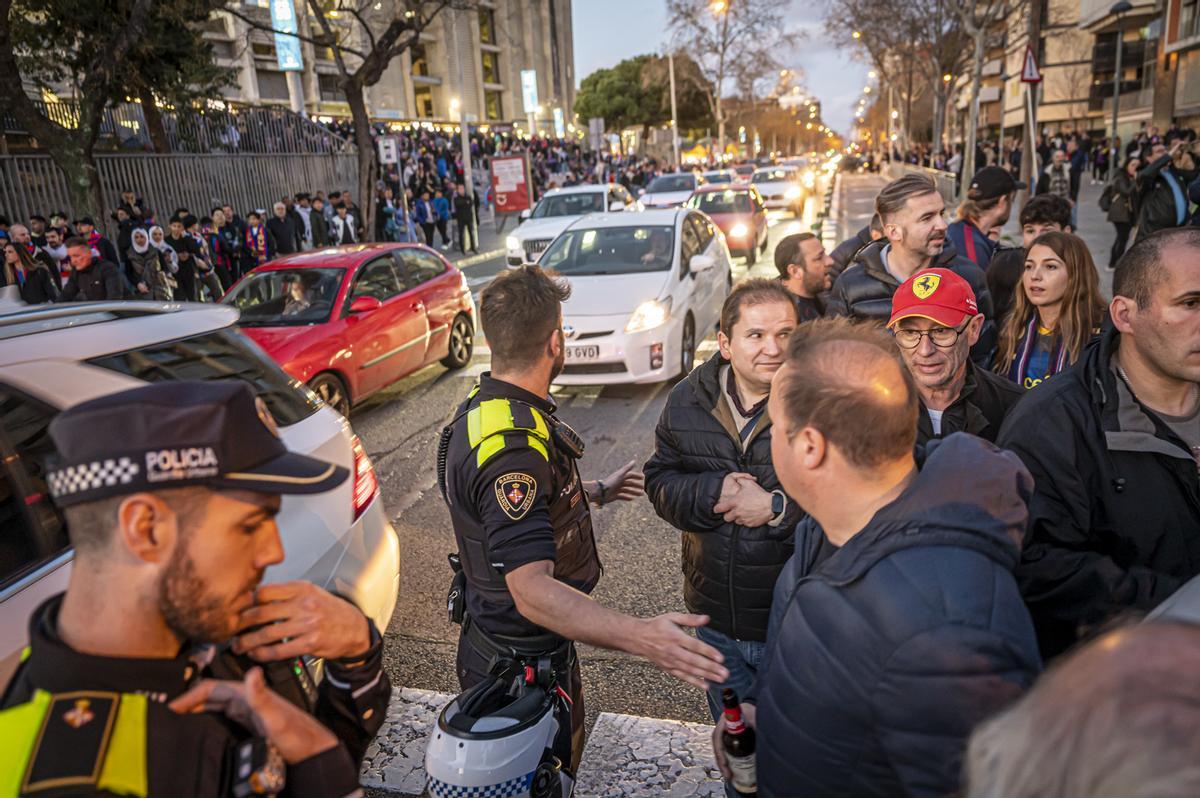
[46,381,348,507]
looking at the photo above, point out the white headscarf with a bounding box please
[148,225,178,273]
[131,228,149,254]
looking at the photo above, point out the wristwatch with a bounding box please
[770,490,785,516]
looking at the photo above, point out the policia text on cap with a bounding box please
[0,381,389,797]
[438,266,730,773]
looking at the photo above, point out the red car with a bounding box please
[224,243,476,416]
[685,184,770,265]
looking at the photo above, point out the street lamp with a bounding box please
[998,72,1010,164]
[1109,0,1134,182]
[710,0,728,13]
[852,30,861,39]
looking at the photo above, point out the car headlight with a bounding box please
[625,298,673,333]
[506,235,520,251]
[802,172,816,188]
[729,222,748,239]
[785,185,802,199]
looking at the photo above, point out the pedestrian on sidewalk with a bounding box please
[433,188,452,250]
[720,318,1040,798]
[995,231,1105,390]
[242,211,275,270]
[644,281,802,770]
[986,195,1073,329]
[997,227,1200,659]
[60,237,123,301]
[775,233,833,321]
[1135,139,1198,241]
[3,239,58,304]
[414,191,435,246]
[1104,157,1140,269]
[329,204,358,245]
[127,227,172,301]
[453,183,478,254]
[947,166,1025,271]
[309,197,330,248]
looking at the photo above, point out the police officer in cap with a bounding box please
[1,380,389,796]
[438,265,729,776]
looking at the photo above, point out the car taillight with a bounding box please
[351,434,379,520]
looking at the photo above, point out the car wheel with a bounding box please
[679,314,696,378]
[310,372,350,417]
[441,313,474,369]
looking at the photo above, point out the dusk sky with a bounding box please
[570,0,869,135]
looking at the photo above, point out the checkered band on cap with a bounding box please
[47,457,140,500]
[427,772,534,798]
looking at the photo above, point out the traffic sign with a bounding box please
[1021,45,1042,84]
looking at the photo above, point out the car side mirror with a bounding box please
[349,296,382,314]
[519,209,531,222]
[689,254,716,273]
[637,188,646,196]
[609,201,625,212]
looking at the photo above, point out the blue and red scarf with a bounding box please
[1007,314,1069,389]
[244,225,270,265]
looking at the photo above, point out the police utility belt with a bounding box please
[437,392,586,665]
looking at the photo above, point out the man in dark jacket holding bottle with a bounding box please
[645,279,802,731]
[998,227,1200,659]
[715,318,1041,798]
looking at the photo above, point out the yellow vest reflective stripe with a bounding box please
[0,689,148,797]
[465,398,551,467]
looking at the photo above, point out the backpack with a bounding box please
[1099,182,1114,213]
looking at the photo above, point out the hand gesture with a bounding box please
[716,472,755,506]
[712,701,757,780]
[233,581,371,663]
[593,459,645,506]
[714,473,774,526]
[137,282,149,295]
[169,667,337,764]
[637,613,729,690]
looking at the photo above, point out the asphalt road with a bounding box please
[350,203,821,746]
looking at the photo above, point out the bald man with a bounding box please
[712,318,1041,798]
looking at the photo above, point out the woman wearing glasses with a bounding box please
[995,231,1106,390]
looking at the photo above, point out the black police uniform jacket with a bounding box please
[825,240,996,366]
[643,353,800,643]
[441,374,601,641]
[916,360,1025,446]
[0,594,388,797]
[752,435,1041,798]
[997,325,1200,659]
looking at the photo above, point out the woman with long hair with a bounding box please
[3,240,58,303]
[995,231,1106,390]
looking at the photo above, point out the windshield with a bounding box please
[646,174,695,193]
[702,172,733,184]
[539,225,676,276]
[225,268,344,326]
[752,168,795,183]
[688,191,753,214]
[531,192,606,219]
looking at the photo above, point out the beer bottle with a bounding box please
[721,688,756,795]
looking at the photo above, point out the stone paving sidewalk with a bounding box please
[360,689,726,797]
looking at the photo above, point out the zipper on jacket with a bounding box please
[726,452,752,641]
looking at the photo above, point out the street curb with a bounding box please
[452,248,506,269]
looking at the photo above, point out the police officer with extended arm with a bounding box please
[437,265,730,778]
[0,381,390,796]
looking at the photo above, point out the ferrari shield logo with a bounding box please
[495,473,537,520]
[912,273,941,299]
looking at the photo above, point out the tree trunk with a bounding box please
[904,54,915,152]
[931,85,944,158]
[139,87,171,154]
[962,30,986,195]
[346,82,377,242]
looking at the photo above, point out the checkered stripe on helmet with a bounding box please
[47,457,141,499]
[427,772,534,798]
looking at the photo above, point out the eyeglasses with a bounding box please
[893,321,970,349]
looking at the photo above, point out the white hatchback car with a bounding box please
[751,166,805,213]
[0,299,400,686]
[638,173,703,208]
[506,184,641,266]
[537,209,732,385]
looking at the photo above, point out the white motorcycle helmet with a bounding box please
[425,660,572,798]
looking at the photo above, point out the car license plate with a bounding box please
[566,345,599,361]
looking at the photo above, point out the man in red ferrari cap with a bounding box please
[889,268,1025,445]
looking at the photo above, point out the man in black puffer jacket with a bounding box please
[645,280,803,733]
[826,173,996,365]
[713,318,1040,798]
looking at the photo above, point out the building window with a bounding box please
[256,69,291,101]
[481,51,500,84]
[479,8,496,44]
[1183,0,1200,40]
[251,41,276,58]
[411,42,430,77]
[318,74,345,102]
[316,45,337,63]
[485,89,503,120]
[210,40,238,60]
[414,85,434,118]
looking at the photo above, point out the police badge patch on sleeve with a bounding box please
[495,473,537,520]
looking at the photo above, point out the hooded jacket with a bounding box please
[754,434,1041,797]
[826,239,996,365]
[1136,153,1199,239]
[997,325,1200,658]
[643,352,800,642]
